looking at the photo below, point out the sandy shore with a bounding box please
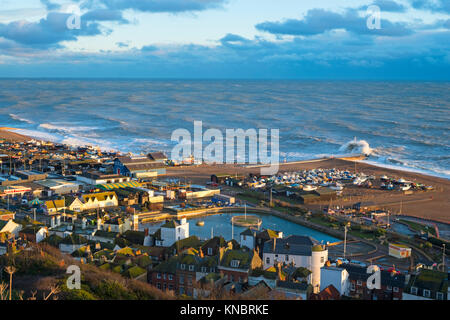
[166,159,450,224]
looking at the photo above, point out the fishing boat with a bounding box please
[303,185,317,192]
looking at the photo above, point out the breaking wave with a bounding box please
[339,138,373,156]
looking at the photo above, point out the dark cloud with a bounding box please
[256,9,413,37]
[95,0,227,13]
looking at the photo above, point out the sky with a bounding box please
[0,0,449,79]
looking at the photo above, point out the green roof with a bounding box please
[220,249,252,269]
[123,265,146,279]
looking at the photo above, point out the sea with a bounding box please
[1,79,449,179]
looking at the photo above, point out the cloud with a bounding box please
[0,8,130,47]
[82,9,129,24]
[40,0,61,11]
[95,0,227,13]
[362,0,407,13]
[256,9,414,37]
[409,0,450,13]
[0,12,104,47]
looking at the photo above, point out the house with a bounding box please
[43,199,66,215]
[19,226,48,243]
[201,236,227,257]
[147,152,168,163]
[65,196,84,212]
[81,191,118,211]
[262,235,328,293]
[274,281,312,300]
[404,269,448,300]
[114,156,166,178]
[255,229,283,258]
[155,219,189,247]
[343,264,406,300]
[149,256,178,293]
[320,266,350,296]
[59,234,89,254]
[240,229,256,249]
[309,284,341,300]
[218,248,262,284]
[0,219,22,237]
[0,209,15,221]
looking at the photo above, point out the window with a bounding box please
[188,275,193,285]
[351,283,356,291]
[179,276,184,284]
[285,255,289,261]
[156,273,161,279]
[411,287,418,295]
[210,267,215,273]
[168,274,173,281]
[436,292,444,300]
[179,287,184,295]
[357,280,362,286]
[207,247,213,255]
[189,265,195,271]
[423,289,431,298]
[163,284,167,291]
[266,257,270,264]
[320,257,324,263]
[387,285,392,290]
[201,267,207,273]
[168,284,174,291]
[180,264,186,270]
[230,260,240,268]
[163,273,166,280]
[393,287,399,293]
[157,283,161,289]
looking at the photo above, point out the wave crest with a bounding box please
[339,138,373,156]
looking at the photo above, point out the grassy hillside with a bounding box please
[0,244,174,300]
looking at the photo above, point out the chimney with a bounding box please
[273,238,277,252]
[144,228,149,236]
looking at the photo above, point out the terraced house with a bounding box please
[404,269,449,300]
[218,248,262,284]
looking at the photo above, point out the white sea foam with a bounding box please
[339,138,373,156]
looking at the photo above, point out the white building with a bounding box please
[320,266,350,296]
[76,172,130,186]
[0,219,22,237]
[80,192,118,211]
[263,235,328,293]
[240,229,255,249]
[156,218,189,247]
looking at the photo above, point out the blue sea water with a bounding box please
[0,79,449,178]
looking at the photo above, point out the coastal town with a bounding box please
[0,132,448,301]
